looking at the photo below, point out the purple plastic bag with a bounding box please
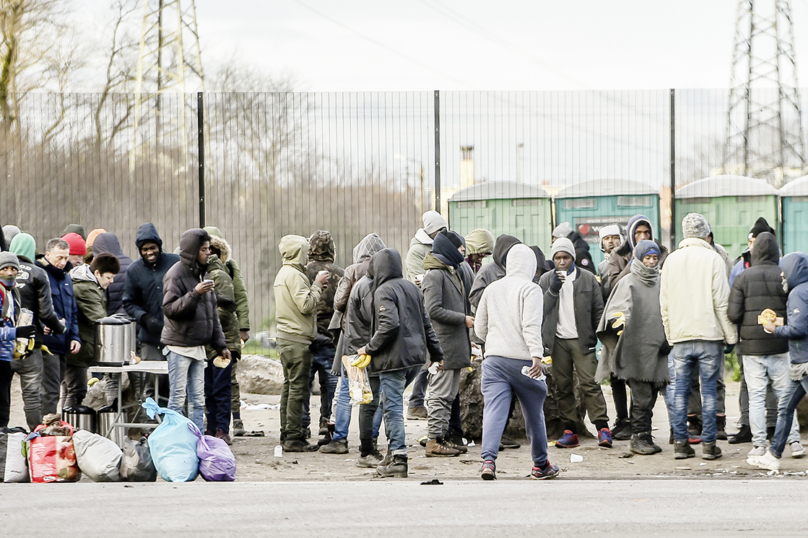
[188,424,236,482]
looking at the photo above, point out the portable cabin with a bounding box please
[780,175,808,254]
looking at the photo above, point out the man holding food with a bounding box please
[728,232,804,458]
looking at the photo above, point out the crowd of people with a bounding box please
[0,209,806,480]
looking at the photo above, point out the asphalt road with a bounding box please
[1,479,804,536]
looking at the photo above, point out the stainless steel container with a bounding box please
[95,316,135,366]
[62,406,96,433]
[97,406,126,447]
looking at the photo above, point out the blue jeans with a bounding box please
[303,344,339,430]
[481,356,549,466]
[166,350,205,432]
[744,354,800,447]
[333,365,382,442]
[672,341,723,443]
[770,376,808,458]
[375,366,418,456]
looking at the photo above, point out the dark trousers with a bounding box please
[627,379,658,434]
[204,359,233,434]
[449,393,463,436]
[554,338,609,430]
[408,368,429,408]
[303,343,338,430]
[277,338,313,442]
[611,374,629,422]
[41,353,66,415]
[0,360,11,428]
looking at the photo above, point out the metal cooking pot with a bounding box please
[62,406,96,433]
[95,316,136,366]
[97,405,126,447]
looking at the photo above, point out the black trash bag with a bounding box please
[120,438,157,482]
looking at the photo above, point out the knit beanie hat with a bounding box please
[552,222,573,239]
[598,224,623,252]
[634,240,660,261]
[682,213,711,239]
[62,233,87,256]
[63,224,86,240]
[0,252,20,272]
[2,225,20,245]
[422,211,448,235]
[748,217,775,240]
[551,237,575,259]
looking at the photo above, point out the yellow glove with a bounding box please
[611,312,626,336]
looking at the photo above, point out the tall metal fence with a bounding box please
[2,89,806,331]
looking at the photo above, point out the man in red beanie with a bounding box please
[61,233,86,268]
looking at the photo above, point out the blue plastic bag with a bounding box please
[188,424,236,482]
[142,398,199,482]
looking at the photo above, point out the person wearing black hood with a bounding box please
[356,249,444,478]
[92,232,135,315]
[161,229,230,432]
[469,234,522,310]
[123,224,180,404]
[422,231,473,457]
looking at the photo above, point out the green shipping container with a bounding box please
[448,181,553,255]
[780,175,808,254]
[555,179,660,271]
[675,175,778,259]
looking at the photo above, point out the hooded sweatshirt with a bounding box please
[405,228,435,282]
[333,233,386,315]
[469,234,521,309]
[204,226,250,332]
[123,223,181,346]
[603,214,669,298]
[274,235,323,344]
[775,253,808,364]
[474,244,543,361]
[160,229,226,352]
[92,233,134,316]
[305,231,345,339]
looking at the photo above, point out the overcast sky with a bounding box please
[182,0,808,92]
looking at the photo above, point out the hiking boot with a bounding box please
[674,439,695,459]
[448,431,467,448]
[611,418,632,441]
[233,419,246,437]
[748,450,780,471]
[376,455,408,478]
[283,439,319,452]
[598,428,613,448]
[444,437,468,454]
[426,438,460,457]
[379,449,393,467]
[215,428,233,446]
[407,406,428,420]
[747,445,767,458]
[357,451,384,468]
[530,461,560,480]
[500,437,521,449]
[702,441,722,460]
[791,442,806,459]
[318,417,329,436]
[556,430,580,448]
[728,424,752,444]
[687,414,702,437]
[644,433,662,454]
[715,416,728,441]
[321,438,349,454]
[630,433,657,455]
[480,460,496,480]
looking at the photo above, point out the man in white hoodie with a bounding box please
[475,244,560,481]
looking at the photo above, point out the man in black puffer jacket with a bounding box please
[92,233,134,315]
[728,232,804,458]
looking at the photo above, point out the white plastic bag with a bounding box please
[72,430,122,482]
[0,428,30,483]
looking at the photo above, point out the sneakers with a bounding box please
[425,438,460,457]
[598,428,613,448]
[357,451,384,468]
[556,430,580,448]
[232,419,246,437]
[407,406,428,420]
[791,442,806,459]
[748,450,780,471]
[215,428,233,446]
[282,439,319,452]
[530,461,560,480]
[444,437,468,454]
[674,439,695,459]
[320,438,349,454]
[500,437,521,450]
[747,445,767,458]
[701,441,722,460]
[630,433,657,456]
[728,424,752,444]
[611,418,632,441]
[376,455,408,478]
[480,460,497,480]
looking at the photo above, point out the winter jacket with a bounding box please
[38,258,80,355]
[11,254,64,347]
[334,234,386,315]
[123,224,181,347]
[603,239,669,300]
[776,253,808,364]
[205,249,241,358]
[69,264,108,367]
[474,244,544,362]
[305,231,345,339]
[204,226,250,331]
[469,235,521,310]
[92,233,134,316]
[727,233,788,356]
[539,265,604,356]
[0,284,21,362]
[365,249,444,373]
[274,235,323,344]
[422,253,471,370]
[343,275,374,357]
[404,229,433,282]
[160,229,227,352]
[660,238,738,345]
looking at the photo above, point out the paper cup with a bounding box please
[570,454,583,463]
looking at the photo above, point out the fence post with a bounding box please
[197,91,206,229]
[434,90,441,214]
[669,88,676,249]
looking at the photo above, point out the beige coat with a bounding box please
[273,235,323,343]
